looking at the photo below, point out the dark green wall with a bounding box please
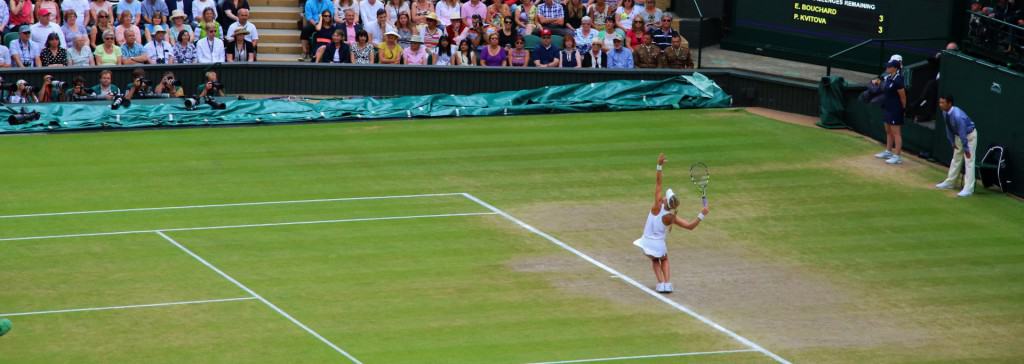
[937,52,1024,195]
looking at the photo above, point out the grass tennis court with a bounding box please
[1,109,1022,363]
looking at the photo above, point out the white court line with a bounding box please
[0,297,258,317]
[0,212,497,242]
[155,231,362,364]
[527,349,760,364]
[0,192,464,219]
[461,193,792,364]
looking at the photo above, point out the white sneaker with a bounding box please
[655,283,665,292]
[664,283,673,293]
[874,150,893,159]
[885,155,903,164]
[957,189,973,197]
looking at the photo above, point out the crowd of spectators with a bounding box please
[0,0,694,103]
[966,0,1024,59]
[297,0,693,67]
[0,0,258,67]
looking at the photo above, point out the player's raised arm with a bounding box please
[654,153,665,211]
[672,206,710,230]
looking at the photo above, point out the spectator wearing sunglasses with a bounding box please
[497,15,516,48]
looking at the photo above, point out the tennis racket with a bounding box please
[689,162,710,207]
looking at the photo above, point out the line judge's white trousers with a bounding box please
[942,130,979,192]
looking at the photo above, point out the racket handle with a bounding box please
[702,196,708,207]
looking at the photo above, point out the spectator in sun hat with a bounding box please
[420,12,444,53]
[607,33,633,68]
[226,27,255,62]
[378,30,403,64]
[446,13,469,43]
[403,33,430,64]
[143,24,174,63]
[168,10,194,43]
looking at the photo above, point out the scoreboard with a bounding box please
[724,0,960,69]
[791,1,887,37]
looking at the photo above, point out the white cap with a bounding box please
[889,54,903,63]
[664,188,675,207]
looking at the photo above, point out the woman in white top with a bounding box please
[67,34,95,66]
[334,0,359,25]
[633,153,709,293]
[434,0,459,27]
[385,0,409,26]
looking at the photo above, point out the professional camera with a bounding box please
[184,96,200,111]
[50,80,66,90]
[8,108,41,125]
[110,93,131,110]
[204,95,226,110]
[209,81,223,91]
[136,78,152,88]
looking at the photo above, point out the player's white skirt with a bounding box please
[633,237,667,258]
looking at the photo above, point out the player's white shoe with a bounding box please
[664,283,674,293]
[935,181,955,189]
[957,188,973,198]
[875,150,893,159]
[655,283,665,293]
[885,155,903,165]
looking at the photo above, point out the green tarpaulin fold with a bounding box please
[817,75,849,129]
[0,73,731,133]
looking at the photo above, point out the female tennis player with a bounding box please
[633,153,710,294]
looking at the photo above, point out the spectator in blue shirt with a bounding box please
[532,28,560,67]
[537,0,571,37]
[935,95,980,197]
[118,0,144,26]
[607,35,633,68]
[301,0,334,61]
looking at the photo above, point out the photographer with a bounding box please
[65,76,96,100]
[153,71,185,97]
[89,70,121,99]
[36,74,65,103]
[8,80,38,103]
[124,68,152,100]
[196,70,225,97]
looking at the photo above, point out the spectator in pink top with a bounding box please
[403,34,429,64]
[461,0,486,25]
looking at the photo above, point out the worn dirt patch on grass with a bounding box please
[495,199,933,354]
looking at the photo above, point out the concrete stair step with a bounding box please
[257,42,302,53]
[248,0,298,7]
[250,6,302,21]
[250,18,300,30]
[258,53,304,62]
[258,28,302,43]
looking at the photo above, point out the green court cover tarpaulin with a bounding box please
[0,73,731,133]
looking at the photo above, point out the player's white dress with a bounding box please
[634,207,670,258]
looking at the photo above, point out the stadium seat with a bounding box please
[4,32,18,48]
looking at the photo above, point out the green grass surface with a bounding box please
[0,109,1021,363]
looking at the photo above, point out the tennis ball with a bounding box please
[0,318,11,337]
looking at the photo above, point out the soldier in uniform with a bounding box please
[662,34,693,69]
[634,32,662,68]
